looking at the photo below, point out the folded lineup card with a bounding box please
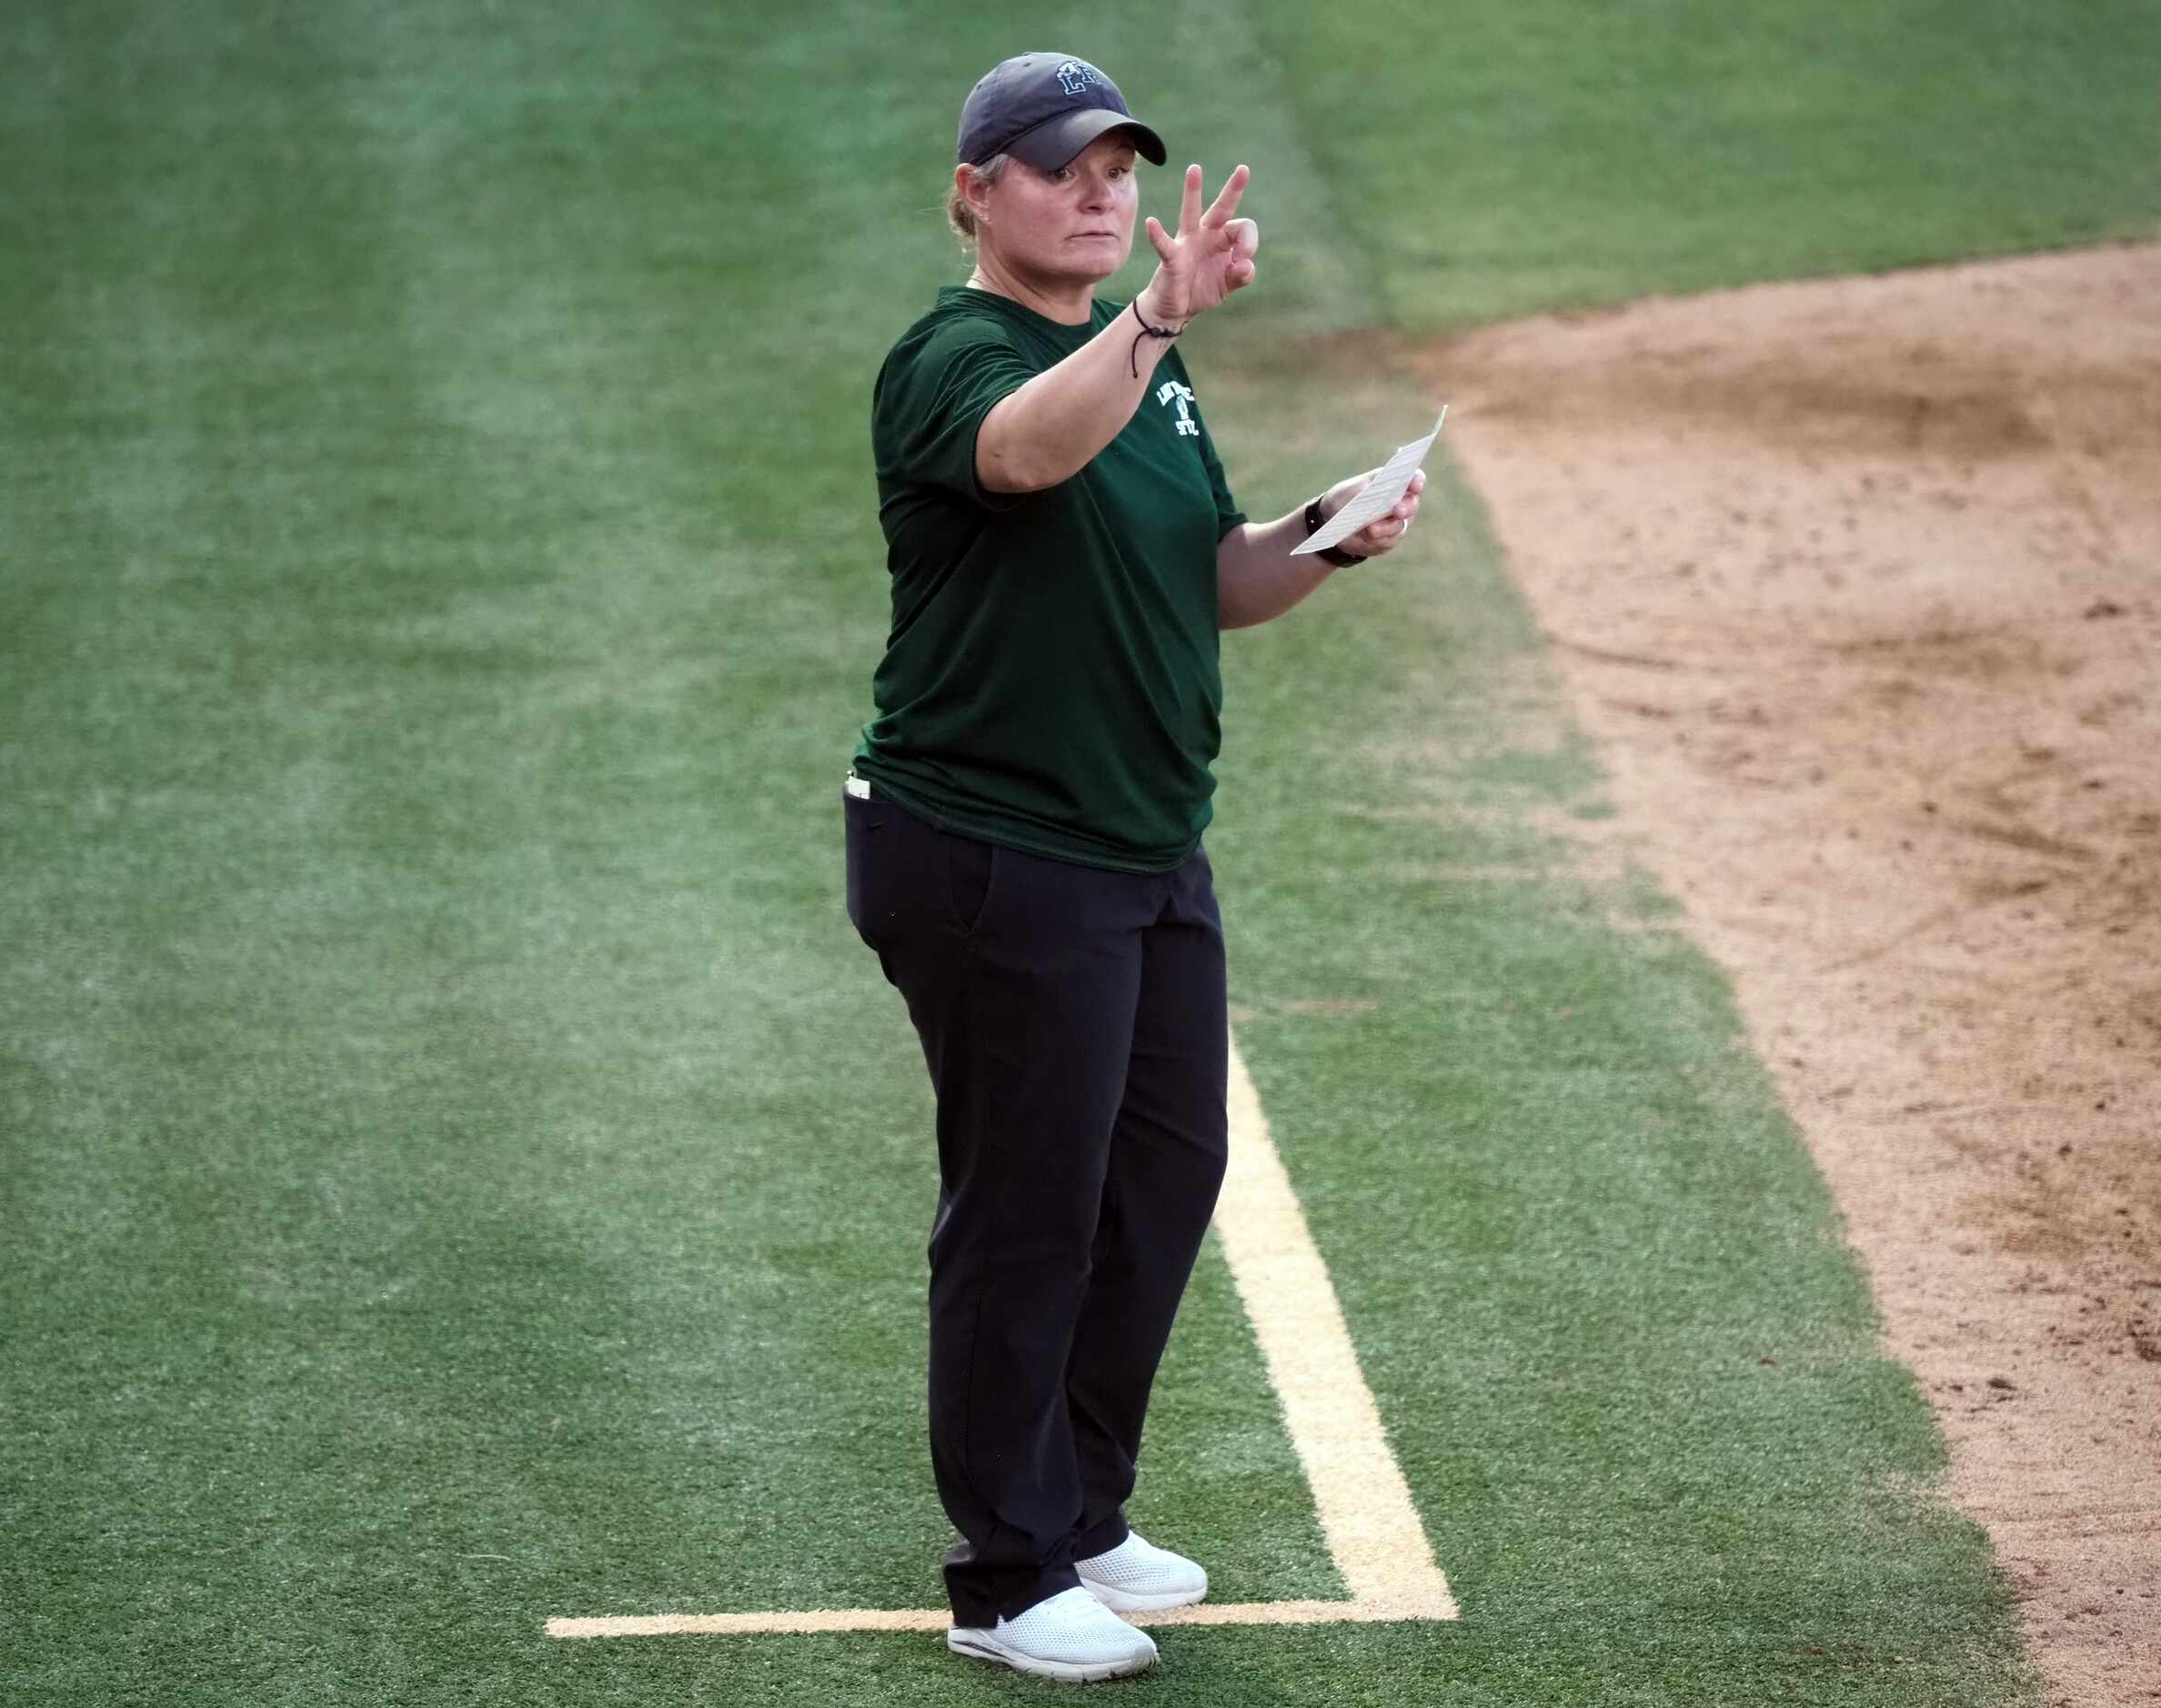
[1292,406,1449,554]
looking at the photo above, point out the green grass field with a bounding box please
[5,2,2153,1702]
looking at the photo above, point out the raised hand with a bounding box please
[1137,164,1260,326]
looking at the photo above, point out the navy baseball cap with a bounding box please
[956,53,1167,170]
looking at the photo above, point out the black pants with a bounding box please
[844,784,1230,1627]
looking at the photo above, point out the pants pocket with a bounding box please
[844,789,892,948]
[945,832,998,938]
[848,789,1002,948]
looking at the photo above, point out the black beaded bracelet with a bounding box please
[1303,497,1367,568]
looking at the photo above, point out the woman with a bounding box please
[843,51,1423,1683]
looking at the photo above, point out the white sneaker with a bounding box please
[1075,1531,1209,1613]
[946,1586,1159,1683]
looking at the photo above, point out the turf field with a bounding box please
[5,2,2153,1703]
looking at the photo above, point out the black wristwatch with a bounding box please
[1303,497,1366,568]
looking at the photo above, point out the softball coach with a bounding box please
[842,50,1423,1683]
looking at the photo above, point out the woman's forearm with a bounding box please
[1219,463,1427,628]
[975,296,1181,494]
[1217,509,1341,630]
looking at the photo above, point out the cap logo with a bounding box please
[1054,59,1105,96]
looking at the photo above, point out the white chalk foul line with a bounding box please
[1214,1036,1458,1621]
[546,1030,1456,1639]
[547,1599,1435,1640]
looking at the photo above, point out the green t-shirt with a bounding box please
[851,286,1246,873]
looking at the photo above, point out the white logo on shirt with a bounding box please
[1155,379,1198,437]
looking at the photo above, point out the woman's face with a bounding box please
[977,133,1141,288]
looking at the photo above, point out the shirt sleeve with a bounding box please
[1191,397,1246,543]
[873,315,1035,510]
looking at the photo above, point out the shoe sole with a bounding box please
[1079,1579,1209,1614]
[947,1627,1157,1683]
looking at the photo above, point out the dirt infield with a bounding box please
[1434,243,2161,1707]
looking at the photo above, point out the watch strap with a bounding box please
[1303,497,1366,568]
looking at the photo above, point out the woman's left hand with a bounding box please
[1319,467,1426,558]
[1140,165,1260,325]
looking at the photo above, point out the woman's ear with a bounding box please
[960,164,991,229]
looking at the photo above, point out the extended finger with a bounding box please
[1202,164,1251,227]
[1179,164,1203,234]
[1145,215,1176,265]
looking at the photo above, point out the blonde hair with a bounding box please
[947,154,1011,246]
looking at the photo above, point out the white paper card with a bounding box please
[1292,406,1448,554]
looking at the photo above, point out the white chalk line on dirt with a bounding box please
[546,1032,1456,1640]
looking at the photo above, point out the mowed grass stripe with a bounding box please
[1242,0,2161,326]
[0,5,1342,1704]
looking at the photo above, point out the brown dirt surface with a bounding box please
[1431,243,2161,1707]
